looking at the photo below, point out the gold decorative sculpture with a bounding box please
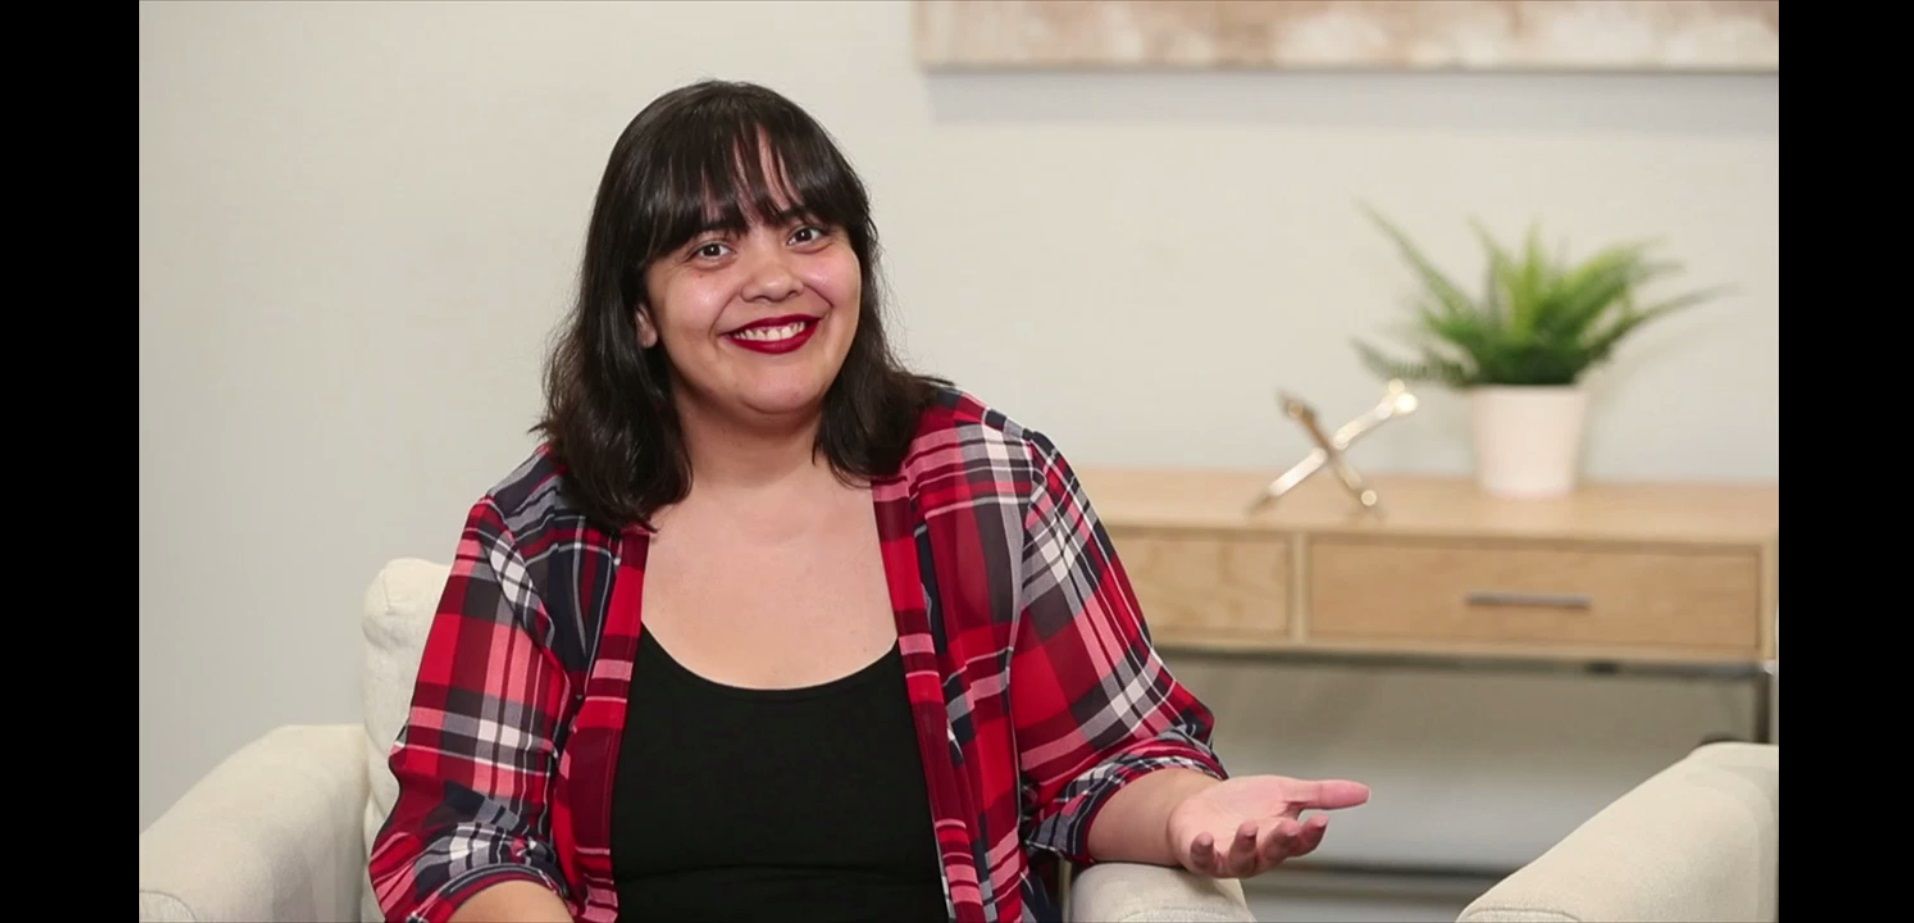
[1247,380,1419,515]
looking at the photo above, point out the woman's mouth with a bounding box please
[725,315,819,354]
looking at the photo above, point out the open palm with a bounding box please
[1166,774,1372,878]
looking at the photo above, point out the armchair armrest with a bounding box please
[139,724,368,922]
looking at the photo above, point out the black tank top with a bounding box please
[610,629,950,923]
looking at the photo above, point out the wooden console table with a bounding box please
[1077,468,1780,744]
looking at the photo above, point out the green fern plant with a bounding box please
[1353,206,1728,388]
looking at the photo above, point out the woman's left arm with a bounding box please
[1011,433,1369,878]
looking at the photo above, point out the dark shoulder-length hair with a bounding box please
[536,79,947,530]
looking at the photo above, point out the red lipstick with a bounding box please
[725,314,820,354]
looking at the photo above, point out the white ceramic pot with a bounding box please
[1469,385,1588,498]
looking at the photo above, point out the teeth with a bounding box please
[732,321,808,342]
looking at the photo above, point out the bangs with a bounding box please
[639,102,868,262]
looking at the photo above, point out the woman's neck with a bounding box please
[671,388,834,495]
[656,388,867,543]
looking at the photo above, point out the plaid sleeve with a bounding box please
[1012,432,1228,867]
[367,500,574,923]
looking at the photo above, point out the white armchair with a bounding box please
[140,559,1775,923]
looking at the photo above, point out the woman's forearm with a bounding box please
[1084,767,1221,865]
[446,880,573,923]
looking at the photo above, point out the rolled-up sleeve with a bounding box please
[367,500,575,922]
[1011,432,1228,867]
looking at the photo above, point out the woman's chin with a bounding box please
[737,381,832,420]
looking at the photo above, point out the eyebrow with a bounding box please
[690,205,821,238]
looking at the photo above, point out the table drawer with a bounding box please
[1108,529,1289,638]
[1308,538,1761,654]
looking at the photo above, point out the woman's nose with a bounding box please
[740,244,801,302]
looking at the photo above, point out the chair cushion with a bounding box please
[360,558,451,921]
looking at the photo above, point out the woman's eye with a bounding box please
[694,242,727,259]
[791,226,826,245]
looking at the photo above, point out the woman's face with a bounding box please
[638,169,861,427]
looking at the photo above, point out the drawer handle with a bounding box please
[1465,591,1592,610]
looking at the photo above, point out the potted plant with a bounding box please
[1354,207,1726,497]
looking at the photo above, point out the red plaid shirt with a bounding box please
[368,388,1228,923]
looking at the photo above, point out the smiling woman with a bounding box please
[365,80,1370,923]
[536,82,940,529]
[635,148,862,424]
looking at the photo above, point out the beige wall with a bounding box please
[139,0,1777,868]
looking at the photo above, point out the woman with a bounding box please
[369,80,1370,923]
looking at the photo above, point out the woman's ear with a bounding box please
[634,305,660,348]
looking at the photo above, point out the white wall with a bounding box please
[139,0,1777,870]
